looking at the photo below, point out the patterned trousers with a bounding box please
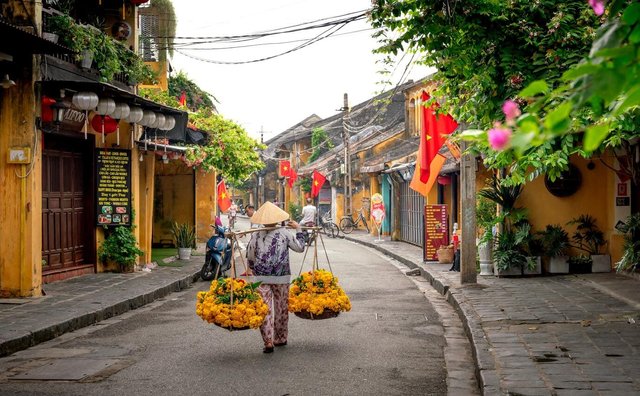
[257,284,289,347]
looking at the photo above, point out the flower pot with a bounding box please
[478,241,493,275]
[495,266,521,277]
[178,248,191,260]
[436,246,454,264]
[548,256,569,274]
[42,32,59,43]
[591,254,611,273]
[80,50,94,69]
[524,256,542,275]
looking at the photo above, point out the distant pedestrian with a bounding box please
[228,201,238,229]
[245,205,259,229]
[246,201,305,353]
[300,198,317,226]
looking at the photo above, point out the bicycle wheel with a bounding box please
[362,218,370,233]
[329,222,340,238]
[322,222,333,237]
[339,218,354,234]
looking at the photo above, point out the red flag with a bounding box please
[419,91,458,182]
[217,180,231,212]
[179,91,187,107]
[410,145,446,198]
[311,170,326,198]
[279,160,291,177]
[288,168,297,188]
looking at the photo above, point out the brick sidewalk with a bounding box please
[345,231,640,395]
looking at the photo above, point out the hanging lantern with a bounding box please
[72,92,99,140]
[91,114,118,134]
[152,113,165,130]
[437,175,452,185]
[95,98,116,144]
[130,0,150,4]
[110,102,130,146]
[41,96,57,123]
[160,115,175,131]
[125,106,144,147]
[140,110,156,127]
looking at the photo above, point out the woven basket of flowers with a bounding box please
[289,269,351,320]
[196,278,268,331]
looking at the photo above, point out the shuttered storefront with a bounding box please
[399,181,424,246]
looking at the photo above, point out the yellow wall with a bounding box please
[195,169,217,243]
[153,159,195,245]
[139,61,169,91]
[519,155,620,263]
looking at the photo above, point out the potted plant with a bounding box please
[523,230,544,275]
[476,194,497,275]
[171,222,196,260]
[98,226,144,272]
[615,213,640,273]
[541,224,570,273]
[567,255,593,274]
[567,214,609,272]
[492,223,531,276]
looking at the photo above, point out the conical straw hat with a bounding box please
[250,201,289,225]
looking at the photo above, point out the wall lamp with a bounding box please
[1,74,16,89]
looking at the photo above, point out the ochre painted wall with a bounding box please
[519,155,620,264]
[153,159,195,245]
[195,169,217,243]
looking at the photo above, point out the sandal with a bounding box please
[263,346,274,353]
[274,341,287,347]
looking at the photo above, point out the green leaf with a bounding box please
[519,80,549,98]
[614,85,640,115]
[584,124,610,152]
[518,120,540,135]
[629,24,640,44]
[544,102,573,134]
[562,63,601,81]
[623,3,640,25]
[459,129,486,139]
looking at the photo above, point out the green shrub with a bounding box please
[98,226,144,271]
[171,222,196,249]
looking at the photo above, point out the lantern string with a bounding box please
[101,117,105,145]
[84,110,88,140]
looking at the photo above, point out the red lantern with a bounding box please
[91,114,118,134]
[437,175,452,185]
[41,96,56,123]
[130,0,150,4]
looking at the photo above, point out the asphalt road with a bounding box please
[0,218,451,395]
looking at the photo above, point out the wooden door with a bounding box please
[42,135,94,272]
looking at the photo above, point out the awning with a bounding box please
[0,20,73,56]
[38,80,188,140]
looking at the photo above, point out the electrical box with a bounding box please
[7,147,31,164]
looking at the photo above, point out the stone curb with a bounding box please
[344,235,494,395]
[0,269,201,358]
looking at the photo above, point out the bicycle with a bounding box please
[319,212,340,238]
[339,207,370,234]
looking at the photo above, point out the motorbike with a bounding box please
[300,220,316,246]
[200,224,232,281]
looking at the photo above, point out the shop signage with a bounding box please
[424,205,448,261]
[96,149,131,226]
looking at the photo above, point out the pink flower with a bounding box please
[488,125,512,151]
[502,100,521,123]
[588,0,605,16]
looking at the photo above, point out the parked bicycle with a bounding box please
[319,212,340,238]
[339,207,370,234]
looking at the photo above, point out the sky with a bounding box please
[170,0,431,141]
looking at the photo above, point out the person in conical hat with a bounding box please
[246,201,305,353]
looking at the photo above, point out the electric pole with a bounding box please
[341,93,352,216]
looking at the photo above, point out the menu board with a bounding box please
[96,149,131,226]
[424,205,448,261]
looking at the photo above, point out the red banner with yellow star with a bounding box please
[311,170,326,198]
[279,160,291,178]
[217,180,231,212]
[419,91,458,183]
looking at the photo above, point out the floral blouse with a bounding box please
[246,227,305,284]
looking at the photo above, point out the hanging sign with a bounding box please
[96,149,132,226]
[370,193,385,240]
[424,205,448,261]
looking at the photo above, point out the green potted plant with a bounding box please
[567,214,609,272]
[476,194,497,276]
[492,223,532,276]
[615,213,640,273]
[171,222,196,260]
[98,226,144,272]
[541,224,570,274]
[567,255,593,274]
[523,230,544,275]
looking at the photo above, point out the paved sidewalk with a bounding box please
[0,256,203,357]
[344,231,640,395]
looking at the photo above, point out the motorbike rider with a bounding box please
[300,198,317,227]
